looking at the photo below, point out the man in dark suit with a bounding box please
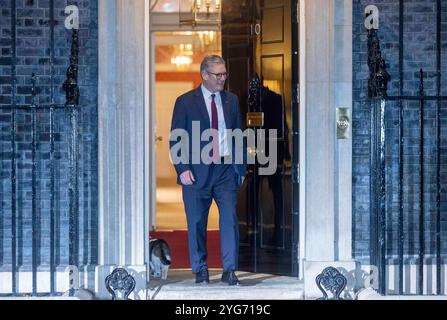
[170,55,246,285]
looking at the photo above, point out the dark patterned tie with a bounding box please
[211,94,220,162]
[211,94,218,130]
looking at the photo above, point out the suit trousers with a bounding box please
[182,164,240,273]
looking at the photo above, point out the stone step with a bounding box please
[148,270,304,300]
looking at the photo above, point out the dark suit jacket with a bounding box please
[170,86,247,189]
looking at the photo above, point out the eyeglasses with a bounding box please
[207,71,228,80]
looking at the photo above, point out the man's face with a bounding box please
[201,63,227,93]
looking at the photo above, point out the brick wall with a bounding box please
[0,0,98,269]
[353,0,447,262]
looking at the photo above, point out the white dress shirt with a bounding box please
[201,84,230,157]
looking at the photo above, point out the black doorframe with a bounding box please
[290,0,300,277]
[222,0,300,277]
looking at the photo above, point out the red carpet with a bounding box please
[150,230,222,269]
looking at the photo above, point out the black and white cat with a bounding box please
[149,238,171,280]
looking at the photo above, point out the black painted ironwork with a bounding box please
[31,73,38,296]
[248,75,261,113]
[369,95,378,282]
[370,97,386,294]
[368,0,446,295]
[10,0,18,297]
[367,29,390,98]
[0,9,82,295]
[1,104,86,110]
[68,108,80,267]
[63,29,80,107]
[367,24,390,295]
[435,0,442,296]
[247,75,261,273]
[418,69,425,296]
[65,28,81,268]
[49,0,56,296]
[379,98,386,295]
[397,0,404,296]
[385,96,447,101]
[367,25,388,292]
[105,268,136,300]
[315,267,347,300]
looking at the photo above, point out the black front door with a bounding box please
[222,0,299,276]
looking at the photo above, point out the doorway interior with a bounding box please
[148,0,301,276]
[151,30,224,268]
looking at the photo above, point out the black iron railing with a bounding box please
[367,0,447,295]
[0,0,80,296]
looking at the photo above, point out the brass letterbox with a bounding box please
[246,112,264,127]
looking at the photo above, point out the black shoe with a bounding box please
[221,270,240,286]
[195,268,209,284]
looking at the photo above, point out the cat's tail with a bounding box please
[160,244,171,266]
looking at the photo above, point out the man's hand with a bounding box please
[240,176,245,185]
[180,170,196,185]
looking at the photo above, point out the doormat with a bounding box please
[150,230,222,269]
